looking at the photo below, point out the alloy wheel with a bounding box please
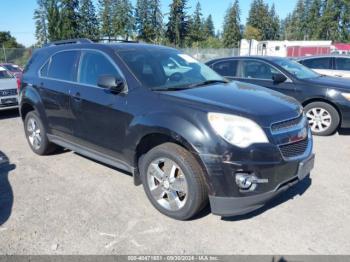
[27,117,42,150]
[306,107,332,133]
[147,158,188,211]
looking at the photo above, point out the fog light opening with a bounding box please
[235,173,254,190]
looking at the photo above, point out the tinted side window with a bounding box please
[78,51,121,86]
[212,60,238,77]
[40,61,49,77]
[302,58,332,69]
[335,58,350,71]
[47,51,80,81]
[240,60,278,80]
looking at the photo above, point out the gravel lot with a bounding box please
[0,109,349,255]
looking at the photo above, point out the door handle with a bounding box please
[73,92,82,102]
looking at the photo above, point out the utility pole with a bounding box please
[2,44,7,63]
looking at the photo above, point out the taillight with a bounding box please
[16,77,21,91]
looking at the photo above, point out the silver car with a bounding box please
[0,66,18,111]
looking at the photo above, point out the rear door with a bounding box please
[301,57,334,77]
[39,50,80,139]
[210,59,239,80]
[71,49,130,162]
[334,57,350,78]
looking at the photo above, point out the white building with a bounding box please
[240,39,332,57]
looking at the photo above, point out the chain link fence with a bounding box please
[0,48,33,67]
[0,47,242,67]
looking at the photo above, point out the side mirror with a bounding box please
[97,75,125,93]
[272,73,287,84]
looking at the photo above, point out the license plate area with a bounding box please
[297,154,315,180]
[1,97,17,104]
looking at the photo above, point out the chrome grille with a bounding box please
[271,115,303,132]
[279,139,308,158]
[0,89,17,97]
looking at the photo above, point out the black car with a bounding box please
[206,56,350,136]
[19,39,314,220]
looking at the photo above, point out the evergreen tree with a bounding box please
[79,0,99,40]
[222,0,241,48]
[203,15,215,38]
[319,0,343,41]
[99,0,113,40]
[135,0,151,40]
[34,0,48,46]
[47,0,62,41]
[135,0,163,42]
[267,4,280,40]
[166,0,189,47]
[307,0,322,40]
[340,0,350,41]
[112,0,134,40]
[246,0,270,40]
[187,2,204,46]
[149,0,163,42]
[60,0,80,39]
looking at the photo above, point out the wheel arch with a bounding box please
[133,131,212,193]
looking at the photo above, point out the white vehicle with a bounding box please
[297,56,350,78]
[0,66,18,111]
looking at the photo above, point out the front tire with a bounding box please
[24,111,58,155]
[304,102,340,136]
[139,143,208,220]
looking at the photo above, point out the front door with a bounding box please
[70,50,131,162]
[234,59,297,99]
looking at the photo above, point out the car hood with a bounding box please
[160,81,302,128]
[0,78,17,90]
[304,76,350,91]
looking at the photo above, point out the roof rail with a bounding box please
[44,38,93,47]
[98,37,139,43]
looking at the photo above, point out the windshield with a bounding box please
[0,68,13,79]
[274,58,319,79]
[3,64,21,72]
[117,48,225,90]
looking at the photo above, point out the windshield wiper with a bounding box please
[187,79,229,88]
[151,80,229,92]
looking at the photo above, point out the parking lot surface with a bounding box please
[0,109,349,255]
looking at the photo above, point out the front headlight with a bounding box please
[341,92,350,101]
[208,113,269,148]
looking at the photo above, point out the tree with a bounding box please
[135,0,163,42]
[98,0,113,40]
[203,15,215,38]
[187,2,204,46]
[34,0,48,46]
[246,0,270,40]
[111,0,134,40]
[0,31,24,48]
[166,0,189,47]
[267,4,280,40]
[47,0,62,41]
[243,25,262,40]
[60,0,80,39]
[319,0,343,41]
[306,0,322,40]
[79,0,99,40]
[222,0,241,48]
[148,0,163,42]
[135,0,151,40]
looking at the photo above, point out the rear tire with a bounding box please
[24,111,58,155]
[139,143,208,220]
[304,102,339,136]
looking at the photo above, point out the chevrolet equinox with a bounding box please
[19,39,315,220]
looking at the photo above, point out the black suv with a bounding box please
[19,39,314,220]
